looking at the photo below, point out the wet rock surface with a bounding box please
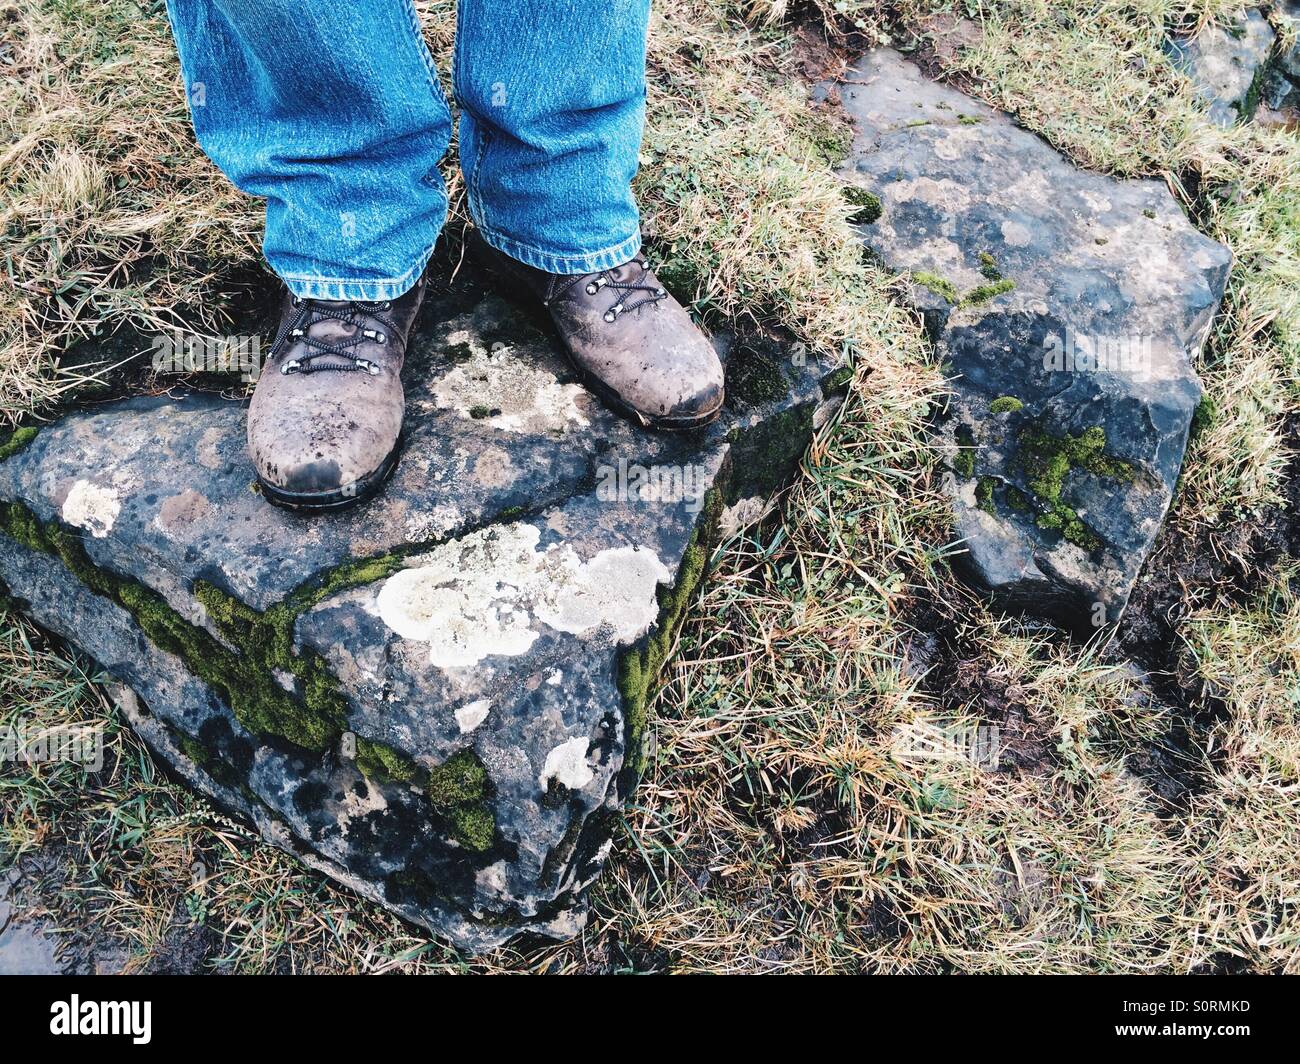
[1165,8,1276,127]
[828,49,1231,634]
[0,278,837,951]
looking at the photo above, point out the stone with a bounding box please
[1164,8,1276,127]
[1278,2,1300,80]
[1268,2,1300,113]
[828,49,1231,635]
[1260,67,1297,112]
[0,278,840,951]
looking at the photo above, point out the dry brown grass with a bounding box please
[0,0,258,421]
[1176,566,1300,972]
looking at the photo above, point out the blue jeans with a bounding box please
[165,0,649,301]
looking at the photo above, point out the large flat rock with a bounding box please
[0,278,839,950]
[829,50,1231,634]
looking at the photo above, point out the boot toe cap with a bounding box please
[247,395,401,504]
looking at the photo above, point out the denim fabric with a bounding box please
[165,0,650,300]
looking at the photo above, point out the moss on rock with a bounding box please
[821,365,854,393]
[953,424,976,479]
[0,427,39,462]
[843,185,883,225]
[0,499,345,753]
[355,736,422,784]
[728,348,791,406]
[192,579,348,751]
[1,500,503,853]
[617,488,721,783]
[1035,502,1101,551]
[961,279,1015,306]
[912,271,960,303]
[1018,424,1135,501]
[1015,424,1135,551]
[448,804,495,853]
[425,749,495,852]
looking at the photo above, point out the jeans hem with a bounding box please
[276,242,436,302]
[473,222,642,276]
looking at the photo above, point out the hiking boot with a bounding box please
[247,276,426,511]
[469,231,724,429]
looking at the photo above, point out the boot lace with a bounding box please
[271,297,400,376]
[551,258,668,323]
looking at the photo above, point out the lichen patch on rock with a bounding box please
[155,489,211,533]
[61,479,121,538]
[539,736,595,791]
[455,698,492,734]
[431,329,589,435]
[374,522,671,670]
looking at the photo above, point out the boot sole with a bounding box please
[468,235,723,432]
[563,353,723,432]
[257,439,402,513]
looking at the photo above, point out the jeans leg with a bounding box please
[165,0,452,301]
[454,0,649,275]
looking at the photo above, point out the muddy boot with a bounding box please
[469,231,724,429]
[247,277,426,511]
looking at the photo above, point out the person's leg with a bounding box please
[166,0,451,301]
[165,0,449,508]
[456,0,725,428]
[454,0,646,274]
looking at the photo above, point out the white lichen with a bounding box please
[432,330,589,435]
[455,698,492,734]
[539,736,594,791]
[374,523,669,670]
[62,479,121,538]
[475,860,510,899]
[405,504,463,541]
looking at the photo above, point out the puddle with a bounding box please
[0,869,61,974]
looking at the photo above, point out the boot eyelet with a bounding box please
[603,311,617,323]
[586,283,598,295]
[290,328,304,338]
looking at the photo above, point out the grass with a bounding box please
[0,0,258,420]
[1,0,1299,972]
